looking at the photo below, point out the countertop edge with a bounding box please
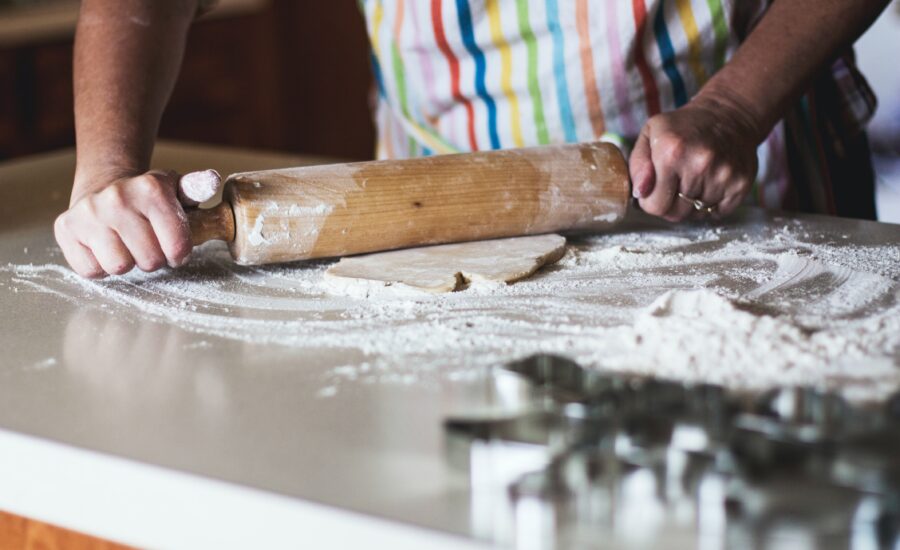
[0,428,484,550]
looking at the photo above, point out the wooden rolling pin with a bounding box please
[187,141,630,265]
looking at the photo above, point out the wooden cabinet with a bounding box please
[0,51,18,153]
[30,42,75,149]
[0,510,129,550]
[268,0,376,160]
[160,10,283,150]
[0,1,376,162]
[0,40,77,158]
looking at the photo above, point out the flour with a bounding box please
[5,218,900,401]
[242,198,337,257]
[596,289,900,389]
[288,204,333,217]
[247,215,268,246]
[25,357,58,371]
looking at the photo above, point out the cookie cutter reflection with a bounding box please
[445,355,900,549]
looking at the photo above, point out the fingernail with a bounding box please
[632,185,642,199]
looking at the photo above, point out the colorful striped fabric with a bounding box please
[363,0,788,205]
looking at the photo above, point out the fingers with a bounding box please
[637,124,680,218]
[147,204,192,268]
[673,149,721,222]
[634,108,759,223]
[139,171,193,267]
[698,164,730,207]
[114,214,167,272]
[663,191,696,222]
[87,229,135,276]
[714,194,743,218]
[54,170,194,278]
[713,179,753,219]
[628,127,655,199]
[54,219,104,278]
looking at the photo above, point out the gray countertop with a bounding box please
[1,143,898,549]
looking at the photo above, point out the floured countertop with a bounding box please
[6,212,899,402]
[1,145,899,549]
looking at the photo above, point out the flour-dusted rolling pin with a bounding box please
[186,141,630,265]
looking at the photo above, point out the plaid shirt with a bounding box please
[747,1,879,218]
[830,55,878,138]
[778,51,879,218]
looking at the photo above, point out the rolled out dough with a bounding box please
[324,234,567,295]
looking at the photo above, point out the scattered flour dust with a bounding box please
[26,357,58,371]
[5,218,900,401]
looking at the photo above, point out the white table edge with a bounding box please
[0,428,485,549]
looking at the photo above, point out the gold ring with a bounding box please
[677,192,716,214]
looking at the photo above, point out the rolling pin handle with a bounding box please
[187,201,236,246]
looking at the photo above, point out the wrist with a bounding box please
[692,80,770,145]
[72,160,145,205]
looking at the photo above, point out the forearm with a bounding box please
[696,0,890,144]
[73,0,199,201]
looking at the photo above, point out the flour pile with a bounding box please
[5,217,900,401]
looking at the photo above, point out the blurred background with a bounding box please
[0,0,377,161]
[0,0,897,220]
[857,0,900,222]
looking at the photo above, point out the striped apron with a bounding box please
[362,0,792,209]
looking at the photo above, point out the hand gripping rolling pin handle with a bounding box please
[179,169,235,245]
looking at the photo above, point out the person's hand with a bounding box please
[54,170,193,278]
[629,94,763,222]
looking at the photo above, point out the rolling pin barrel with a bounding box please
[188,142,630,265]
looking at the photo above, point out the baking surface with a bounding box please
[1,144,899,546]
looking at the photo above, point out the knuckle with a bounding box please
[54,213,70,235]
[660,135,686,163]
[102,184,128,209]
[690,149,715,173]
[715,164,735,183]
[134,175,168,201]
[78,196,101,219]
[132,175,155,192]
